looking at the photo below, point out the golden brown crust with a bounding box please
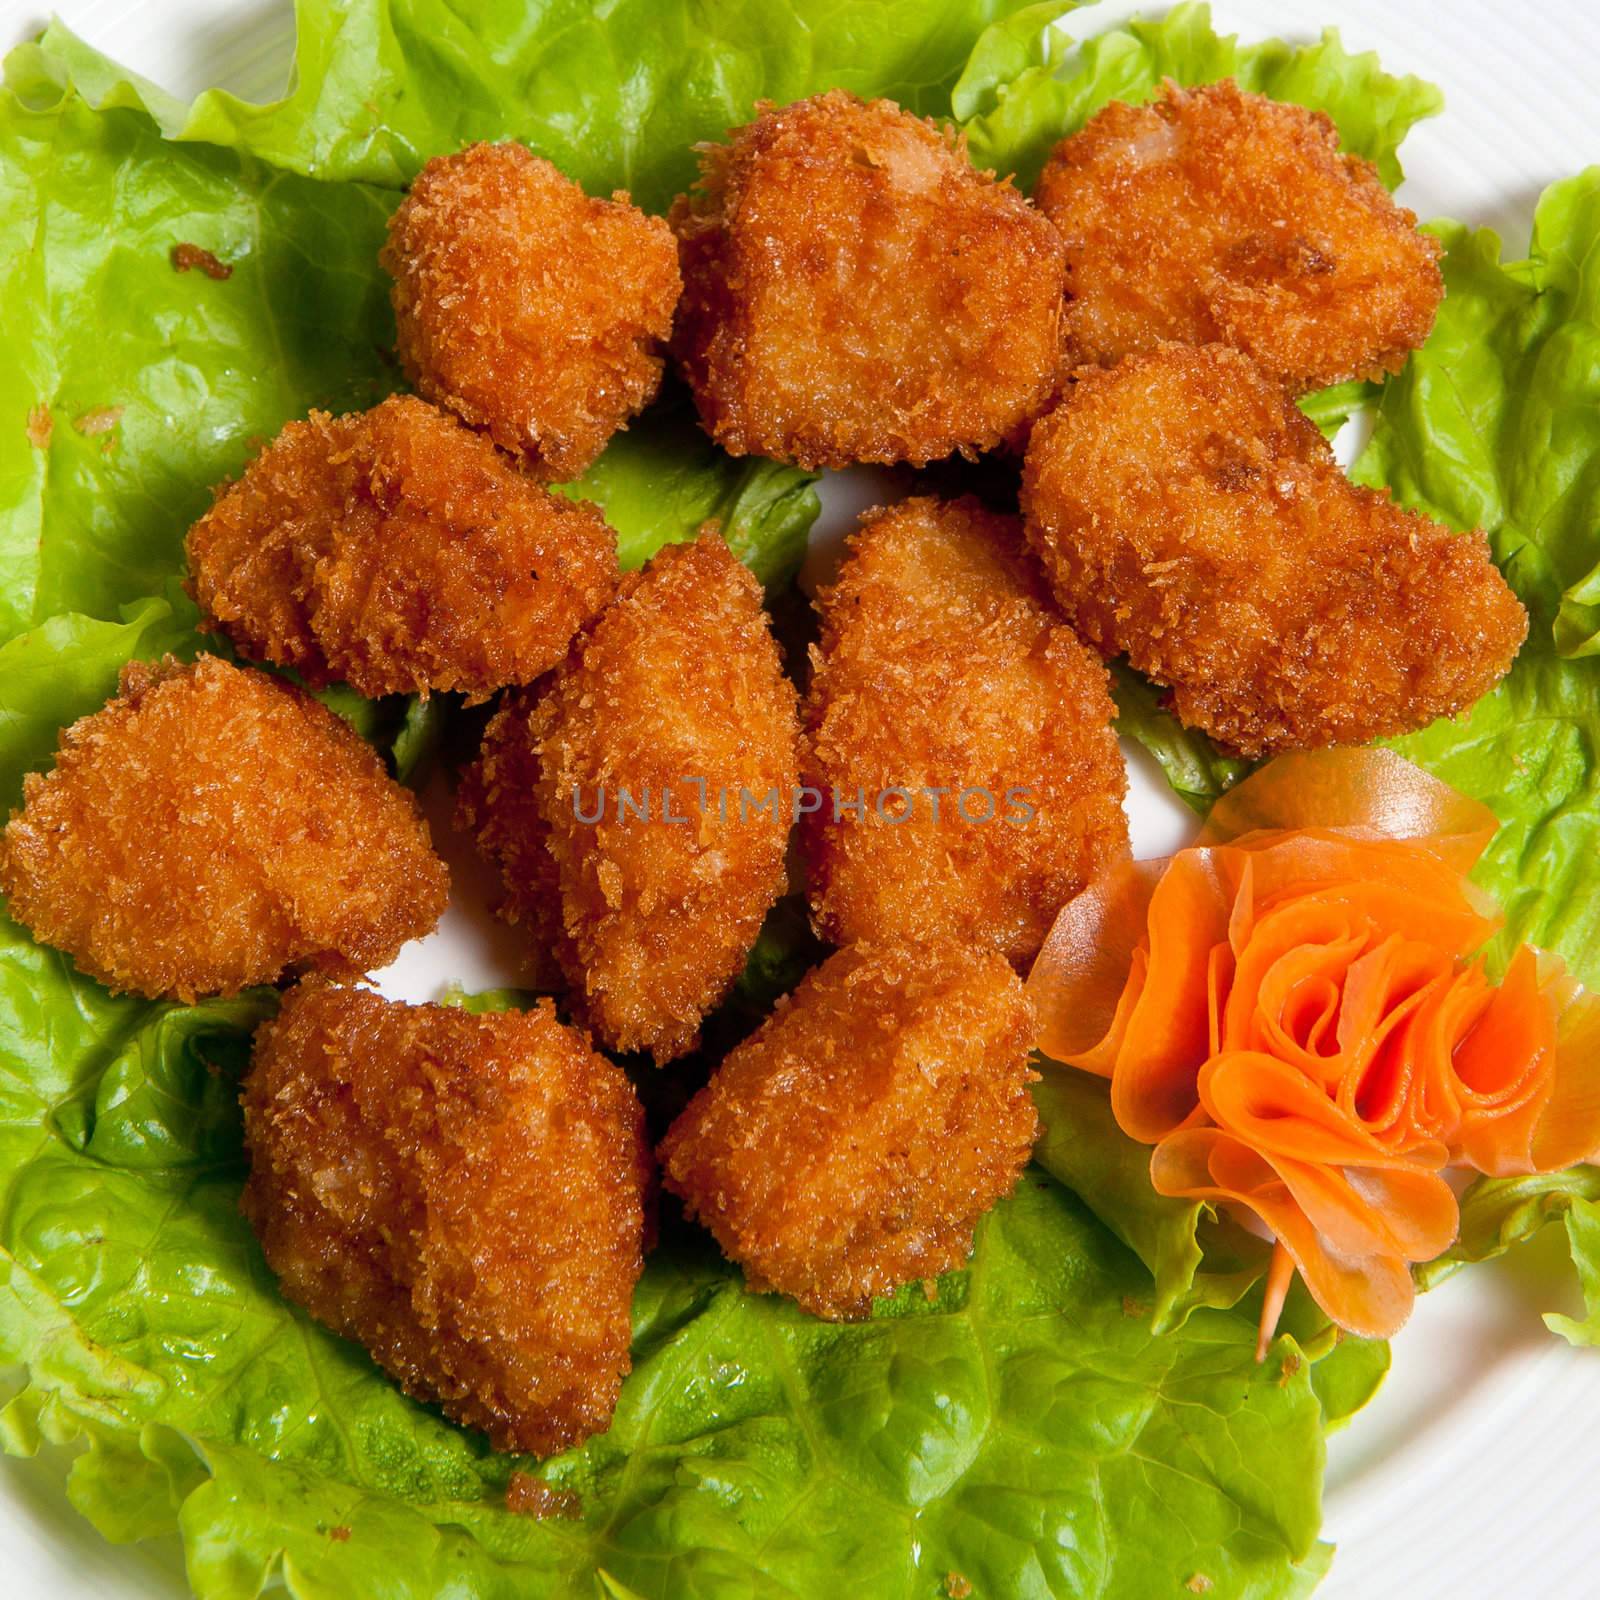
[1035,80,1444,389]
[186,394,618,702]
[800,496,1128,966]
[241,980,650,1456]
[670,90,1067,468]
[461,533,799,1061]
[454,687,565,992]
[1020,344,1528,757]
[659,939,1040,1319]
[381,141,682,481]
[0,656,447,1000]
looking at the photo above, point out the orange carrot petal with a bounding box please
[1151,1128,1419,1340]
[1450,946,1556,1174]
[1197,1052,1447,1172]
[1107,850,1237,1141]
[1198,747,1499,874]
[1529,958,1600,1173]
[1027,856,1165,1068]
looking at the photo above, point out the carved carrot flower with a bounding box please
[1027,748,1600,1348]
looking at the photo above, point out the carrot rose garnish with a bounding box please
[1027,747,1600,1349]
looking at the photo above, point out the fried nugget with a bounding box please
[0,656,446,1000]
[801,496,1127,966]
[242,980,650,1455]
[670,90,1067,469]
[1020,345,1528,757]
[1035,80,1443,389]
[659,939,1039,1319]
[186,394,617,701]
[453,685,566,993]
[459,533,798,1062]
[381,141,681,481]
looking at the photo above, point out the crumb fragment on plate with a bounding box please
[506,1471,583,1519]
[171,241,233,278]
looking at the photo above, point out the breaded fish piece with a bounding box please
[801,496,1127,966]
[186,394,617,702]
[1021,345,1528,757]
[460,533,798,1062]
[1035,80,1444,389]
[0,656,446,999]
[670,90,1067,468]
[242,980,651,1455]
[381,141,681,481]
[659,939,1039,1319]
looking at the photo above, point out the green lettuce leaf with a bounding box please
[1299,380,1377,440]
[0,595,198,811]
[1414,1167,1600,1347]
[1031,1064,1264,1331]
[1387,650,1600,987]
[562,395,820,589]
[0,77,396,647]
[1111,666,1248,817]
[956,0,1442,194]
[0,939,1340,1599]
[1545,1196,1600,1347]
[20,0,1072,208]
[1416,1166,1600,1289]
[1355,172,1600,656]
[0,67,817,647]
[1030,1067,1388,1428]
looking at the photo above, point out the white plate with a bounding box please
[3,0,1598,1594]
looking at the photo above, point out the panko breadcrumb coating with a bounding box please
[670,90,1067,469]
[1035,80,1444,389]
[801,496,1127,967]
[186,394,617,702]
[381,141,682,481]
[460,533,798,1062]
[0,656,446,1000]
[453,686,566,992]
[659,939,1039,1319]
[242,980,650,1455]
[1021,344,1528,757]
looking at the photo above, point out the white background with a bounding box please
[3,1,1599,1595]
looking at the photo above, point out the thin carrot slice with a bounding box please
[1107,850,1235,1140]
[1151,1128,1417,1339]
[1029,857,1164,1067]
[1198,746,1499,870]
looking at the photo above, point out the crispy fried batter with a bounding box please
[801,496,1127,966]
[454,686,566,991]
[381,141,682,481]
[659,939,1039,1318]
[461,533,798,1062]
[0,656,447,999]
[670,90,1067,469]
[1020,344,1528,757]
[186,394,617,701]
[1035,80,1444,389]
[242,980,650,1455]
